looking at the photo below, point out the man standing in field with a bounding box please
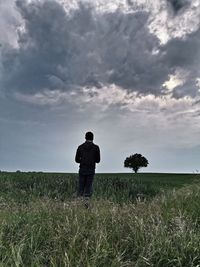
[75,132,100,206]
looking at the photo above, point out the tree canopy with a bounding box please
[124,153,149,173]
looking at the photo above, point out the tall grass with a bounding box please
[0,172,198,203]
[0,172,200,266]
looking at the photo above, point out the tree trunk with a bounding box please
[133,167,139,173]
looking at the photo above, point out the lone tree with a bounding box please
[124,153,149,173]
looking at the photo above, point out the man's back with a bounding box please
[75,141,100,174]
[75,131,100,200]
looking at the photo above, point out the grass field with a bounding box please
[0,172,200,266]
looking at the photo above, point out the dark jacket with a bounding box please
[75,141,100,174]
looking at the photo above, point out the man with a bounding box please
[75,132,100,202]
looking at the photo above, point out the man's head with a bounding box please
[85,131,94,141]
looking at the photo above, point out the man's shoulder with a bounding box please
[78,142,99,149]
[93,143,100,149]
[78,143,85,149]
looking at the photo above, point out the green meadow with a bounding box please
[0,172,200,266]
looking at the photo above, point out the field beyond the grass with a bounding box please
[0,172,200,266]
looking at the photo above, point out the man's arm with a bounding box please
[95,146,100,163]
[75,146,81,163]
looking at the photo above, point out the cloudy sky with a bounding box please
[0,0,200,173]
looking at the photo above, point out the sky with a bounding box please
[0,0,200,173]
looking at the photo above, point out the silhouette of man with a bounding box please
[75,132,100,199]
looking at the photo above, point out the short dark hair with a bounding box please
[85,131,94,141]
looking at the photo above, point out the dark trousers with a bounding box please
[78,173,94,198]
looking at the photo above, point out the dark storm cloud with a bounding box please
[167,0,189,14]
[0,0,199,99]
[162,29,200,68]
[1,0,70,94]
[163,28,200,98]
[99,12,168,95]
[173,80,199,99]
